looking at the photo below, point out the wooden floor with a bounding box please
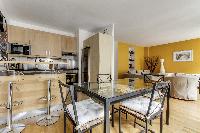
[21,96,200,133]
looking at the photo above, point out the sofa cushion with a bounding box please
[166,76,199,100]
[187,77,199,100]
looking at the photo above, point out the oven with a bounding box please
[66,70,78,85]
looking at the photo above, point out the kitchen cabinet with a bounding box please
[48,33,62,57]
[7,25,75,57]
[0,74,66,118]
[31,31,62,57]
[30,30,50,56]
[7,25,30,44]
[83,33,113,82]
[61,36,77,53]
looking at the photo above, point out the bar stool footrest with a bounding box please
[36,113,60,126]
[0,101,23,109]
[38,95,56,102]
[0,123,25,133]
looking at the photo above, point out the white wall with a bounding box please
[7,20,74,37]
[76,29,94,85]
[114,40,118,80]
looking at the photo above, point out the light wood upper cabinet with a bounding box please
[7,25,76,57]
[30,30,50,56]
[30,31,61,57]
[61,36,77,53]
[68,37,76,53]
[48,33,62,57]
[8,25,30,44]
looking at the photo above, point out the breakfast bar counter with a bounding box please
[0,73,66,120]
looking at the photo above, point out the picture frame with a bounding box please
[173,50,193,62]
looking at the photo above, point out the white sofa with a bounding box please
[166,74,199,100]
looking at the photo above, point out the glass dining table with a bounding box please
[75,78,170,133]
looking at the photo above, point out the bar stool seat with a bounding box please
[66,98,104,131]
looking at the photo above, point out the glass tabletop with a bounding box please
[79,78,153,99]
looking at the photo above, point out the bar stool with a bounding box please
[0,81,25,133]
[36,79,60,126]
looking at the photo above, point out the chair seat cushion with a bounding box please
[121,96,161,119]
[66,98,104,131]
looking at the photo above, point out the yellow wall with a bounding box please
[147,38,200,74]
[118,42,144,77]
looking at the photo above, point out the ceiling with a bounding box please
[1,0,200,46]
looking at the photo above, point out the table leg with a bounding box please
[166,87,170,125]
[64,113,67,133]
[104,100,110,133]
[74,87,78,102]
[111,105,114,127]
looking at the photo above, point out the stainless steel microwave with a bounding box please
[8,43,31,55]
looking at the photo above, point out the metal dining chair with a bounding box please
[96,74,113,90]
[96,74,118,127]
[97,74,112,83]
[144,74,165,100]
[119,81,170,133]
[58,80,104,133]
[144,74,165,84]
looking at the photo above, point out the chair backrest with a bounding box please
[96,74,112,88]
[97,74,112,83]
[142,70,150,74]
[146,81,170,118]
[144,74,165,83]
[58,80,79,126]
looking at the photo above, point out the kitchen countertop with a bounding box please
[0,73,65,83]
[0,61,68,65]
[0,69,78,76]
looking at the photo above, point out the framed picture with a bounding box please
[173,50,193,62]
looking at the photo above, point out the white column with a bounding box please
[113,40,118,80]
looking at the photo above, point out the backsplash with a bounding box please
[7,56,62,71]
[3,55,78,71]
